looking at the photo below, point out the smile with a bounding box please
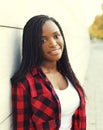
[49,48,61,55]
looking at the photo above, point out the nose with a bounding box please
[49,38,57,47]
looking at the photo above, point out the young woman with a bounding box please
[11,15,86,130]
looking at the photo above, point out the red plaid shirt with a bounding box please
[12,67,86,130]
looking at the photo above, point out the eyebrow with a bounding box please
[53,31,60,34]
[42,31,60,37]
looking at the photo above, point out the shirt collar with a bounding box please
[31,66,46,80]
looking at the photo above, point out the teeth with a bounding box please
[50,49,60,55]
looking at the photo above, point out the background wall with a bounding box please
[0,0,90,129]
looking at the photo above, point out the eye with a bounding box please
[54,34,60,39]
[41,37,47,43]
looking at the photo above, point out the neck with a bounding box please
[40,61,58,73]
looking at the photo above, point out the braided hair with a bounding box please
[11,15,84,95]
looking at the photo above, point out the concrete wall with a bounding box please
[0,0,90,129]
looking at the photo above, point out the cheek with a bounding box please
[41,44,47,55]
[41,44,46,52]
[60,40,64,50]
[59,37,64,46]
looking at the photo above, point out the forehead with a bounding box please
[42,20,60,35]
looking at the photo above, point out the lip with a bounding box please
[48,48,61,55]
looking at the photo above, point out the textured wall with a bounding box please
[0,0,90,129]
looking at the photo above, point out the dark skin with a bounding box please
[40,20,68,90]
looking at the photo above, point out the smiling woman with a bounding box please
[41,20,64,63]
[11,15,86,130]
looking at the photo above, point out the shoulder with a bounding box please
[12,75,30,93]
[12,66,38,88]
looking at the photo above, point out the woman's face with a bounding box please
[41,20,64,63]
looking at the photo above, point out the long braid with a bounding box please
[11,15,50,84]
[52,17,85,95]
[11,15,85,96]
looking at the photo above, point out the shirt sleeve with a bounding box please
[12,81,33,130]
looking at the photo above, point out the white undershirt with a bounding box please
[54,79,80,130]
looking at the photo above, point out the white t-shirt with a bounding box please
[54,79,80,130]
